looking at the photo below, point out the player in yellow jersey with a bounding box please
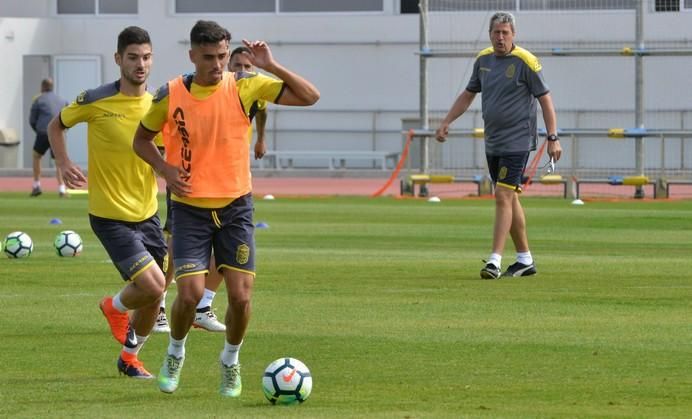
[133,20,319,397]
[47,26,166,379]
[229,46,269,160]
[155,45,272,334]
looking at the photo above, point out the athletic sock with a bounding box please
[160,291,167,311]
[196,288,216,311]
[517,251,533,266]
[168,335,187,358]
[220,340,242,366]
[112,292,129,313]
[32,180,41,188]
[122,334,149,357]
[487,253,502,268]
[58,184,66,193]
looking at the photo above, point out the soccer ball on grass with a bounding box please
[3,231,34,258]
[54,230,83,257]
[262,357,312,405]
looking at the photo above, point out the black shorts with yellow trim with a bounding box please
[89,213,167,281]
[486,152,530,192]
[171,193,255,281]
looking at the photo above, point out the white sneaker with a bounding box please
[193,308,226,332]
[153,309,170,333]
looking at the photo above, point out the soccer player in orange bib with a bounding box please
[133,20,319,397]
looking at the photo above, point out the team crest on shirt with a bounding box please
[236,244,250,265]
[499,166,508,180]
[76,90,87,104]
[505,64,516,78]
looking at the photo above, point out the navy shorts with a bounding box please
[171,193,255,280]
[33,133,54,158]
[486,152,530,192]
[89,214,167,281]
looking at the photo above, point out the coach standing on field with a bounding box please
[435,11,562,280]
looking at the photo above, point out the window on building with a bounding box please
[403,0,642,13]
[430,0,516,11]
[57,0,137,14]
[99,0,137,14]
[280,0,383,12]
[401,0,419,13]
[58,0,95,14]
[174,0,274,13]
[521,0,636,9]
[654,0,680,11]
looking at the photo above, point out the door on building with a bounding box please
[53,55,102,167]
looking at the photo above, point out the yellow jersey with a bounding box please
[60,80,160,221]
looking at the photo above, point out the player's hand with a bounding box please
[242,40,274,70]
[254,140,266,160]
[58,160,87,189]
[162,164,192,197]
[435,123,449,143]
[547,140,562,162]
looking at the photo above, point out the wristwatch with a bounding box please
[546,134,559,142]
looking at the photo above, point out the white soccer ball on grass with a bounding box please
[54,230,83,257]
[262,357,312,405]
[3,231,34,258]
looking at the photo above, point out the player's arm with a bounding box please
[47,113,87,188]
[243,40,319,106]
[133,125,191,197]
[134,88,191,196]
[537,93,562,161]
[435,90,477,143]
[254,107,267,159]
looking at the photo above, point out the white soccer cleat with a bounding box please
[153,309,170,333]
[193,308,226,332]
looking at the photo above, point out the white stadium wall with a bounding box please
[1,0,690,170]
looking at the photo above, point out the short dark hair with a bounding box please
[230,46,251,60]
[117,26,151,55]
[190,20,231,46]
[41,78,54,92]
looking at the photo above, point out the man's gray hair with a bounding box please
[489,11,516,33]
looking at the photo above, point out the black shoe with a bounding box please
[30,187,42,197]
[480,262,501,279]
[502,262,537,277]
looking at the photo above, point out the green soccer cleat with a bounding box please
[158,354,184,394]
[219,362,242,397]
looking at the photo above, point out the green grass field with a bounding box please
[1,192,691,418]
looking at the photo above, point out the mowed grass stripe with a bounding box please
[1,193,691,418]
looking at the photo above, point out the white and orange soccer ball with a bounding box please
[262,357,312,405]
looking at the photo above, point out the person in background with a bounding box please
[29,78,69,197]
[435,11,562,279]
